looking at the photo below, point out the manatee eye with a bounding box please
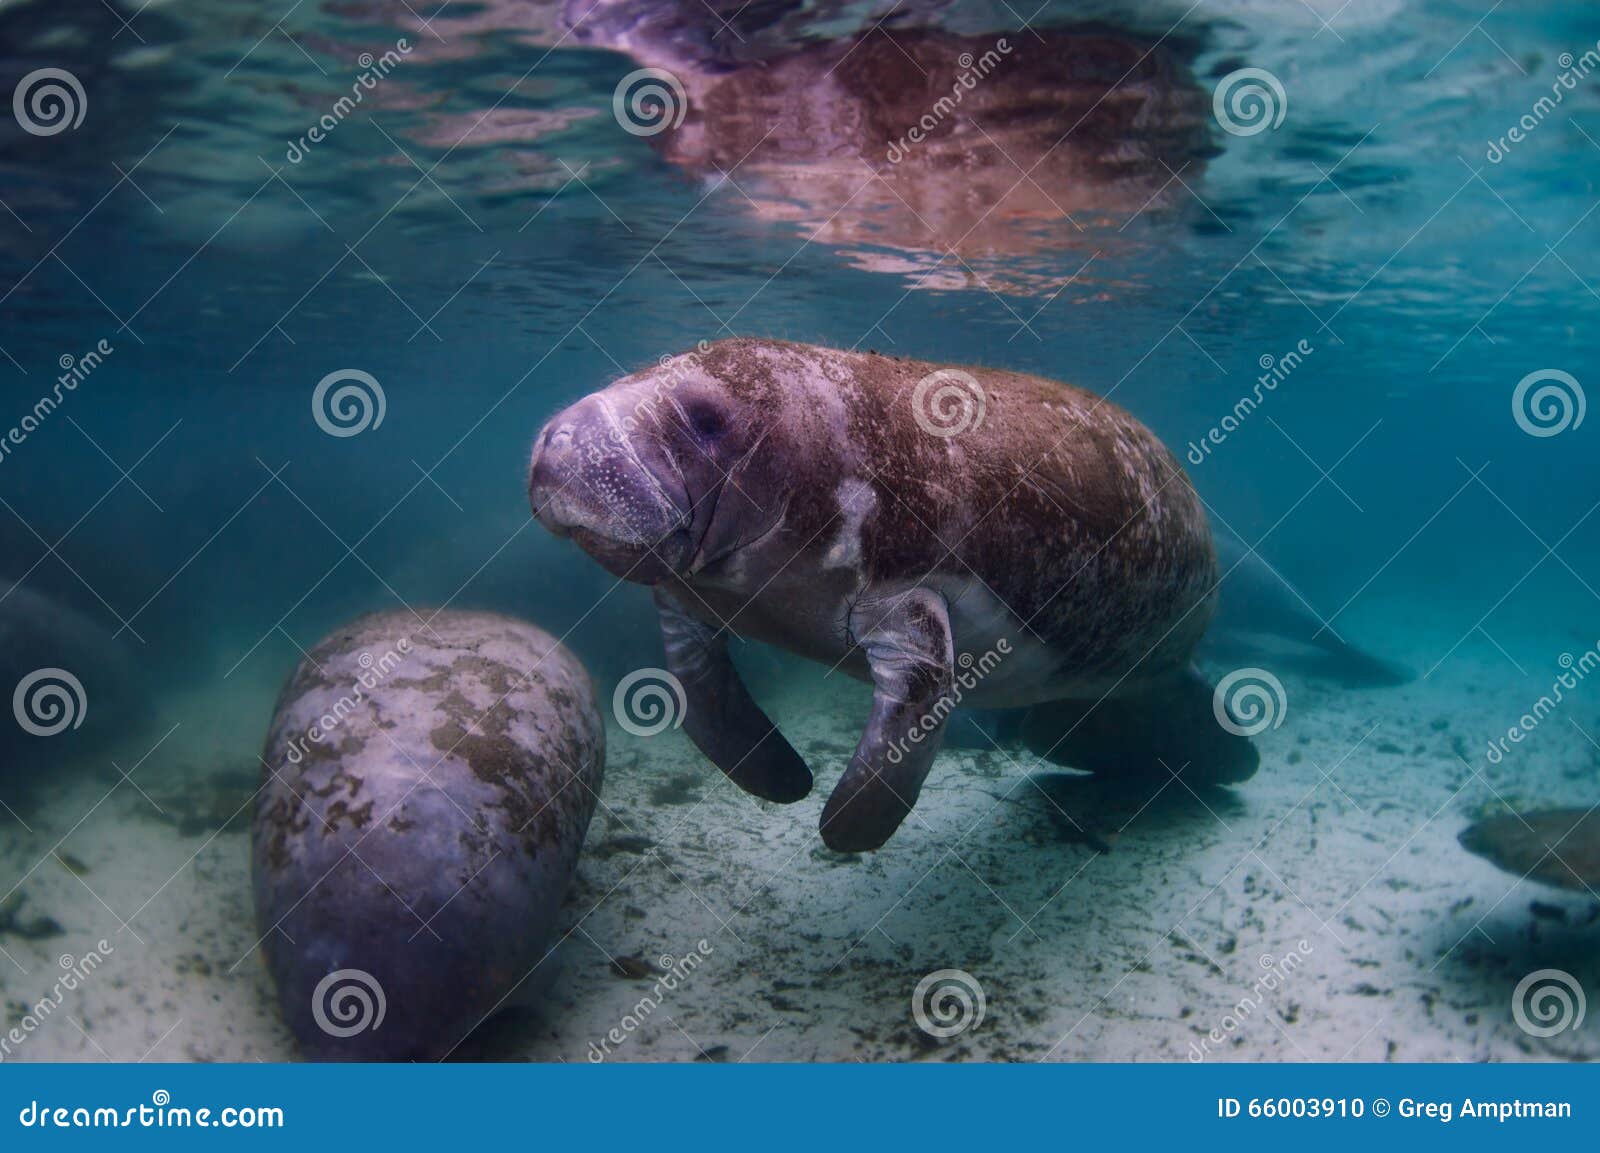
[685,401,727,438]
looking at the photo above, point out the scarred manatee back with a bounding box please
[250,608,604,1060]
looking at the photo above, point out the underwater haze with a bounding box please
[1,0,1598,1062]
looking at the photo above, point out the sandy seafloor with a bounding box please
[2,631,1597,1064]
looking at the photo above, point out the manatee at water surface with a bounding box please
[251,609,604,1060]
[1459,808,1600,893]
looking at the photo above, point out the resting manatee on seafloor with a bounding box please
[1,578,142,804]
[1459,808,1600,893]
[251,609,603,1059]
[528,338,1256,852]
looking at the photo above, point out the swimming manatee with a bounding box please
[528,337,1255,852]
[251,609,604,1060]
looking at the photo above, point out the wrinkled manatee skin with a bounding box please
[250,609,604,1060]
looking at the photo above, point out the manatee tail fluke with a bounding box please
[1308,636,1413,687]
[1210,527,1412,689]
[1021,667,1258,787]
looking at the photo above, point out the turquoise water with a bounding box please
[2,0,1594,702]
[1,0,1598,1061]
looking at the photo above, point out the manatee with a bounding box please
[396,2,1212,294]
[1459,808,1600,893]
[952,523,1414,752]
[1202,527,1412,687]
[251,609,604,1060]
[1,578,143,808]
[626,23,1211,288]
[528,338,1255,852]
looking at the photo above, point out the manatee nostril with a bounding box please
[532,424,574,485]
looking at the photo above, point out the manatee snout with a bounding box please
[530,395,691,583]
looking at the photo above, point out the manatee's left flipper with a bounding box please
[1022,665,1258,787]
[820,587,954,852]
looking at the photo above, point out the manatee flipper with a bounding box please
[654,589,812,803]
[1021,666,1258,787]
[821,588,954,852]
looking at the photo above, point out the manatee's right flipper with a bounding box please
[654,589,813,803]
[1021,666,1258,786]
